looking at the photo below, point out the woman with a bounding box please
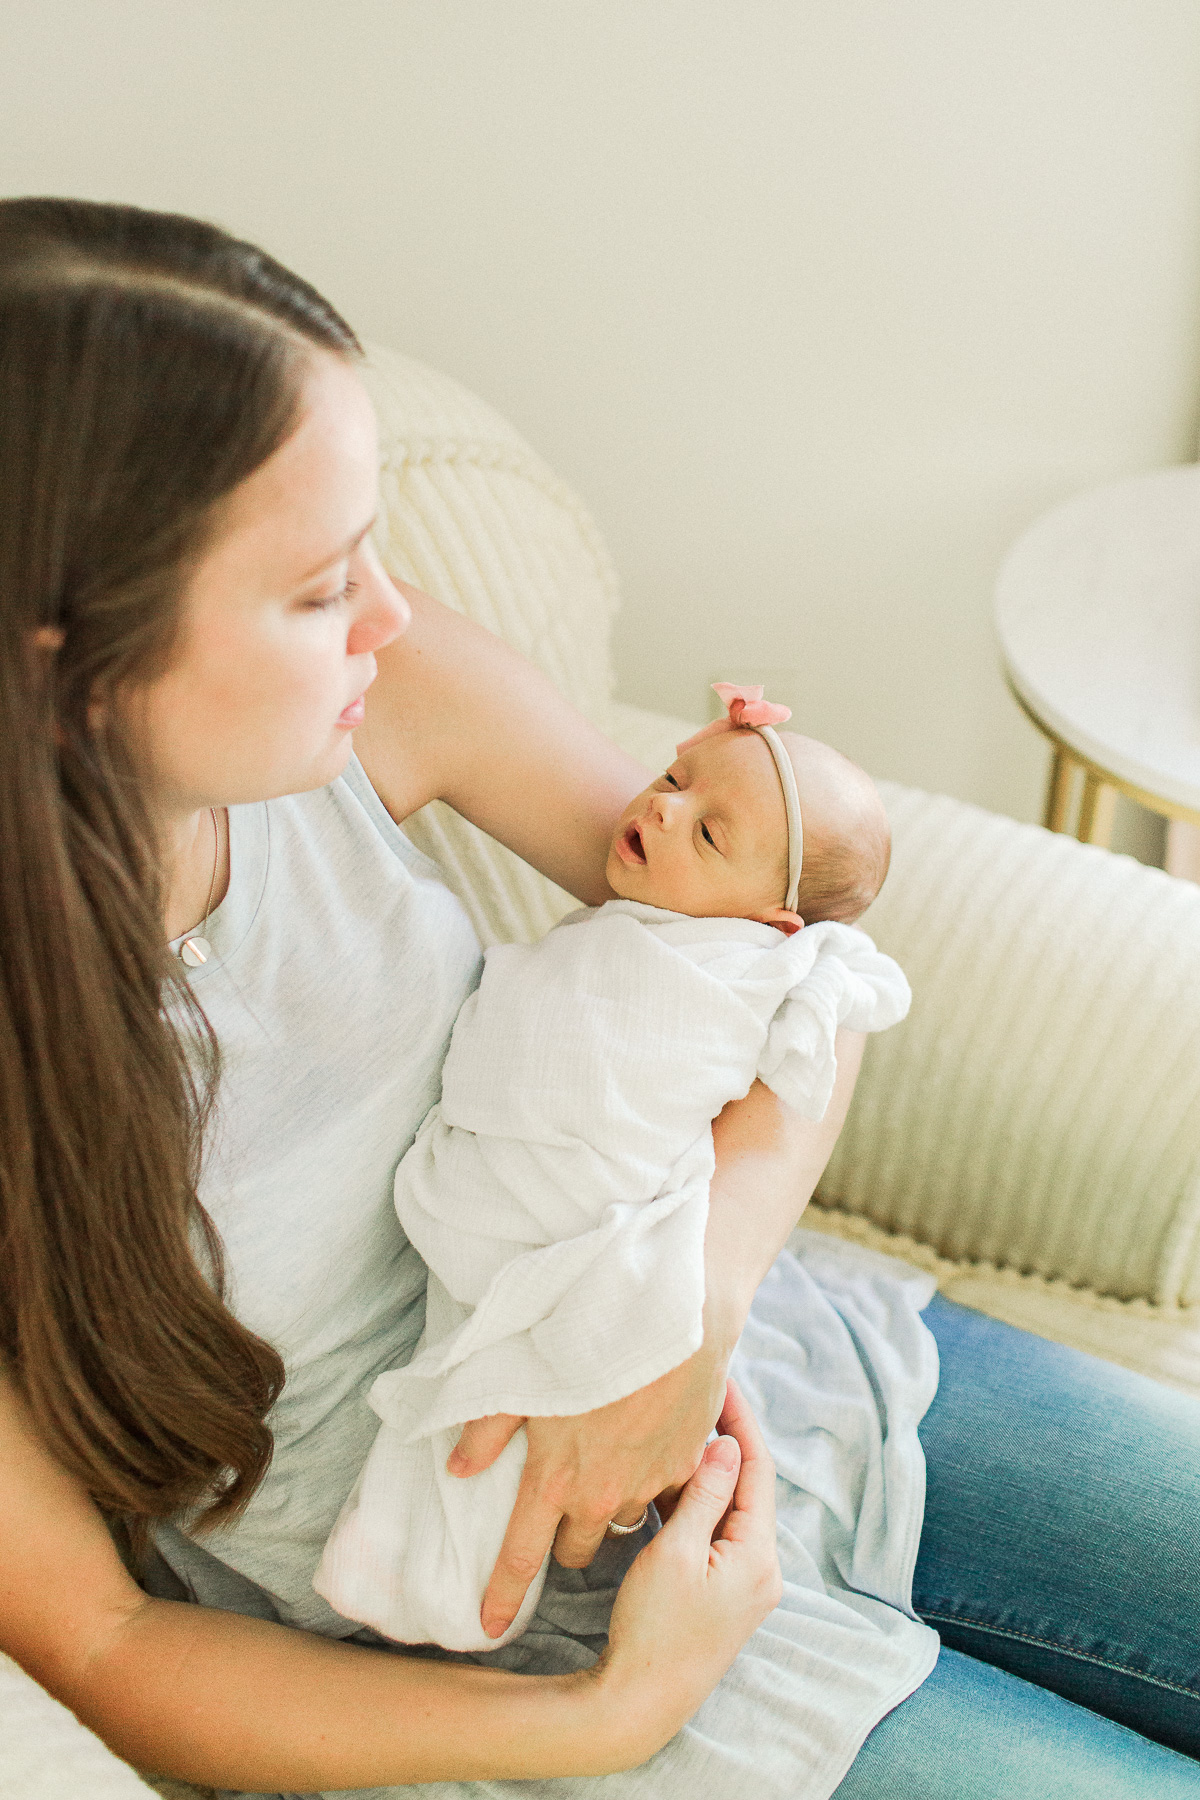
[1,198,1197,1800]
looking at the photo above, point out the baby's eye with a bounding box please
[700,822,716,848]
[663,772,680,789]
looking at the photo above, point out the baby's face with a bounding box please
[607,730,792,924]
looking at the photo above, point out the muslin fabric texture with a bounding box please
[314,902,910,1649]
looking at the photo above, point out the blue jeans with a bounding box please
[834,1295,1200,1797]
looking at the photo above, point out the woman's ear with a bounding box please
[755,906,804,936]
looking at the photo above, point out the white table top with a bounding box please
[995,465,1200,812]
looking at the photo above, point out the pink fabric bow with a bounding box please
[676,683,793,752]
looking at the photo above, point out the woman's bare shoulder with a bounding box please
[0,1366,145,1691]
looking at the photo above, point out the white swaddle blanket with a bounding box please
[314,899,910,1651]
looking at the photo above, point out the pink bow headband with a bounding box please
[677,683,804,912]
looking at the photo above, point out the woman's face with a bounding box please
[136,350,411,815]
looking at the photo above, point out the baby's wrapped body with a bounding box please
[315,898,910,1651]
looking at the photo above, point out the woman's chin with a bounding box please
[259,736,355,802]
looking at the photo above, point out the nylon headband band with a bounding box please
[757,724,804,912]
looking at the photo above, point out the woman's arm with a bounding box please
[354,584,651,904]
[704,1035,866,1328]
[0,1370,778,1790]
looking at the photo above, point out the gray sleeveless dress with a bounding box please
[151,759,940,1800]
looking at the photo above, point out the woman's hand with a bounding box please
[592,1379,783,1759]
[455,1309,738,1639]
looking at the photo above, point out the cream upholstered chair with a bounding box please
[7,343,1200,1797]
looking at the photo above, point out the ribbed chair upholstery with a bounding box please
[11,341,1200,1798]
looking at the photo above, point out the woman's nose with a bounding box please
[348,566,411,656]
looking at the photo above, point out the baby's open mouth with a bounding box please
[617,820,647,866]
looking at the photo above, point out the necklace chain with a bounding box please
[178,807,220,966]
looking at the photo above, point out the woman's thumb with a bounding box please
[668,1435,741,1537]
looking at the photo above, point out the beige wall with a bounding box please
[6,1,1200,846]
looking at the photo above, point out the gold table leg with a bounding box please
[1076,772,1116,846]
[1043,747,1075,833]
[1009,674,1200,850]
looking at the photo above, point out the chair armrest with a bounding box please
[824,784,1200,1307]
[0,1651,174,1798]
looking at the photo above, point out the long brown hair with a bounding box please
[0,198,361,1546]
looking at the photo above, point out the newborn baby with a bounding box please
[315,686,909,1651]
[607,686,892,932]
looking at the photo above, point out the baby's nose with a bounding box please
[650,792,682,828]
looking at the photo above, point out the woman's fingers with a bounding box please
[471,1382,758,1635]
[480,1470,562,1640]
[717,1377,771,1487]
[447,1411,523,1478]
[715,1375,758,1446]
[659,1436,741,1550]
[552,1506,622,1569]
[598,1381,781,1742]
[715,1379,777,1543]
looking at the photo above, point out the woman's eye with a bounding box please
[305,579,359,612]
[700,822,716,848]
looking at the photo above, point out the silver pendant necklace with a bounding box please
[178,806,220,968]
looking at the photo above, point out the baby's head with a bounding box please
[606,712,890,934]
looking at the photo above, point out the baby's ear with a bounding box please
[755,906,804,936]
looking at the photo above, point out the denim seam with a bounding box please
[918,1610,1200,1701]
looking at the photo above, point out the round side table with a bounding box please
[995,465,1200,878]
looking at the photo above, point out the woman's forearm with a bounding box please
[705,1030,867,1336]
[66,1592,637,1790]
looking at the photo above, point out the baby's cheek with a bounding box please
[652,865,704,914]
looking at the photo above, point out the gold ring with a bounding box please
[605,1506,650,1537]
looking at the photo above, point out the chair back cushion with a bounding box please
[825,785,1200,1308]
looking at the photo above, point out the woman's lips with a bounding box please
[614,820,647,866]
[337,695,367,728]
